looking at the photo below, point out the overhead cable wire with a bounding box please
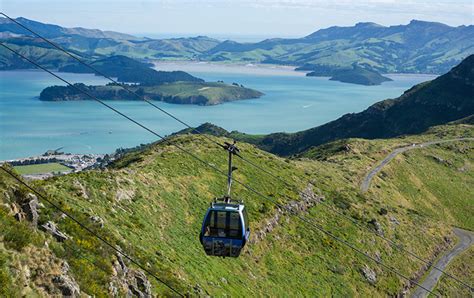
[1,43,438,296]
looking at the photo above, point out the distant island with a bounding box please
[40,81,263,105]
[39,55,263,105]
[304,64,392,86]
[329,68,392,86]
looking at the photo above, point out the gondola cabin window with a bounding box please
[203,211,243,239]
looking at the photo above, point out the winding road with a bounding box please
[360,138,474,193]
[359,137,474,296]
[411,228,474,297]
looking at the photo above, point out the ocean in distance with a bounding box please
[0,64,436,160]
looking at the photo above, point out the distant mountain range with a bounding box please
[180,55,474,155]
[1,17,473,75]
[0,17,138,40]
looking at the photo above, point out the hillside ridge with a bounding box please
[1,17,473,74]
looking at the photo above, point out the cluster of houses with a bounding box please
[6,149,111,177]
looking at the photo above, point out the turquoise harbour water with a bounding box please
[0,65,436,160]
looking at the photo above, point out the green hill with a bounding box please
[0,123,472,296]
[0,41,79,70]
[58,55,204,85]
[306,65,393,86]
[326,67,392,85]
[40,81,263,105]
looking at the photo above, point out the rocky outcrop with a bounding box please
[14,246,81,297]
[115,189,135,203]
[110,253,152,297]
[41,221,69,242]
[21,193,40,226]
[50,260,81,297]
[361,264,377,285]
[368,219,384,236]
[90,215,105,228]
[73,180,89,200]
[52,274,81,297]
[251,184,323,244]
[11,192,40,227]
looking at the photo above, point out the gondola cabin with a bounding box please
[200,200,250,257]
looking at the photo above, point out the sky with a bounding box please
[1,0,473,40]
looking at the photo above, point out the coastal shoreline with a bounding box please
[151,60,306,77]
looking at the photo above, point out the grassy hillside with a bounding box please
[0,17,138,40]
[13,163,71,175]
[0,17,220,68]
[0,41,77,70]
[1,123,473,296]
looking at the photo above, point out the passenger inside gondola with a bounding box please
[203,210,243,239]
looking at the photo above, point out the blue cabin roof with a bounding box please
[210,202,244,212]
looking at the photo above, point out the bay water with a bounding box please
[0,65,436,160]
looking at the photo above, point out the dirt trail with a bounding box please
[360,138,474,193]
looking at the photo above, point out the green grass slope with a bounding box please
[0,42,77,70]
[0,17,221,66]
[14,163,71,175]
[1,124,473,296]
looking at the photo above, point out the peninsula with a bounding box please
[40,55,263,105]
